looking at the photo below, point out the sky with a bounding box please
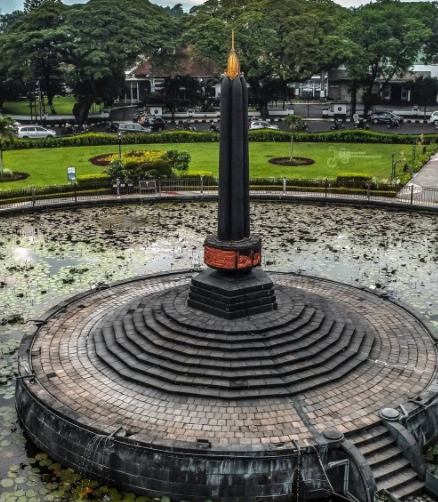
[0,0,429,15]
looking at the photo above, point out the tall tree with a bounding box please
[345,0,432,115]
[183,0,350,118]
[63,0,177,122]
[1,2,68,114]
[159,75,201,119]
[24,0,60,13]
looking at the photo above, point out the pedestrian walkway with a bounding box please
[410,152,438,189]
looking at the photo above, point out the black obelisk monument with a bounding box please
[188,32,277,319]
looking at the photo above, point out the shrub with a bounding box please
[104,159,126,180]
[77,173,110,186]
[149,159,172,178]
[336,173,372,188]
[162,150,191,172]
[0,169,14,179]
[124,161,140,170]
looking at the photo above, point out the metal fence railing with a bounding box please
[1,177,438,211]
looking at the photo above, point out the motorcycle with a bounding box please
[208,124,220,133]
[354,118,370,130]
[80,123,94,134]
[106,122,119,133]
[386,118,401,129]
[62,123,76,136]
[301,122,310,132]
[330,118,345,131]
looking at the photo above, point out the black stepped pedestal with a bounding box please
[188,267,277,320]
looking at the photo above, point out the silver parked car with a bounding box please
[118,123,151,134]
[248,120,279,131]
[17,125,56,139]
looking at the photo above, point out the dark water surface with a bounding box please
[1,201,437,501]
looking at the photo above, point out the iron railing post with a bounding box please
[283,177,286,196]
[325,178,328,199]
[32,186,36,207]
[200,176,203,194]
[74,183,77,203]
[410,184,414,205]
[367,181,370,201]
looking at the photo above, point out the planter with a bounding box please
[268,157,315,167]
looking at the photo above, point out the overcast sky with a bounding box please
[0,0,430,15]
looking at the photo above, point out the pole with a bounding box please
[37,81,43,124]
[0,142,3,177]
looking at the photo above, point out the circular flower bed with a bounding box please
[0,171,30,182]
[90,150,164,167]
[268,157,315,166]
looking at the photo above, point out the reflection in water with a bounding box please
[0,201,437,499]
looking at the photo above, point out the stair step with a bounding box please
[367,446,403,468]
[374,458,411,481]
[359,435,397,456]
[377,468,418,492]
[351,425,389,447]
[392,480,425,501]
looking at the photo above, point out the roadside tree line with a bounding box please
[1,0,438,120]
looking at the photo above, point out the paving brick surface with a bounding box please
[31,272,436,448]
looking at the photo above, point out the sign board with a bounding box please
[67,166,76,181]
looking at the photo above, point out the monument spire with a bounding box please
[187,29,277,319]
[226,29,240,81]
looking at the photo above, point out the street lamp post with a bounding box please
[117,131,122,160]
[391,151,405,181]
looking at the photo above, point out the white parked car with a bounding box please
[428,111,438,125]
[17,125,56,139]
[249,120,279,131]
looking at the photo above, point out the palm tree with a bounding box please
[0,116,15,177]
[284,113,304,162]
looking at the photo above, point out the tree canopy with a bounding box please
[0,0,437,118]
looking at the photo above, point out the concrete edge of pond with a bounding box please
[2,193,438,217]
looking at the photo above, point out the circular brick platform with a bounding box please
[16,271,437,500]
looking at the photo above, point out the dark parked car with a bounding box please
[369,110,404,125]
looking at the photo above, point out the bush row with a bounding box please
[0,186,398,204]
[0,188,112,205]
[4,129,438,151]
[72,173,398,191]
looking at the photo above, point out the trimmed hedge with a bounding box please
[4,129,438,151]
[0,188,112,205]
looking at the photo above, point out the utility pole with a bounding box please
[37,80,43,124]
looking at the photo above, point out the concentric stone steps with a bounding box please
[98,320,364,384]
[91,283,376,399]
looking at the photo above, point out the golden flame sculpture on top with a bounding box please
[225,29,240,80]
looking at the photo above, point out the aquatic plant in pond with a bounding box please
[0,201,438,499]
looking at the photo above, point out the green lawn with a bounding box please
[1,97,102,116]
[1,142,399,190]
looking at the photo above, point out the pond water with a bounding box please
[1,201,438,502]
